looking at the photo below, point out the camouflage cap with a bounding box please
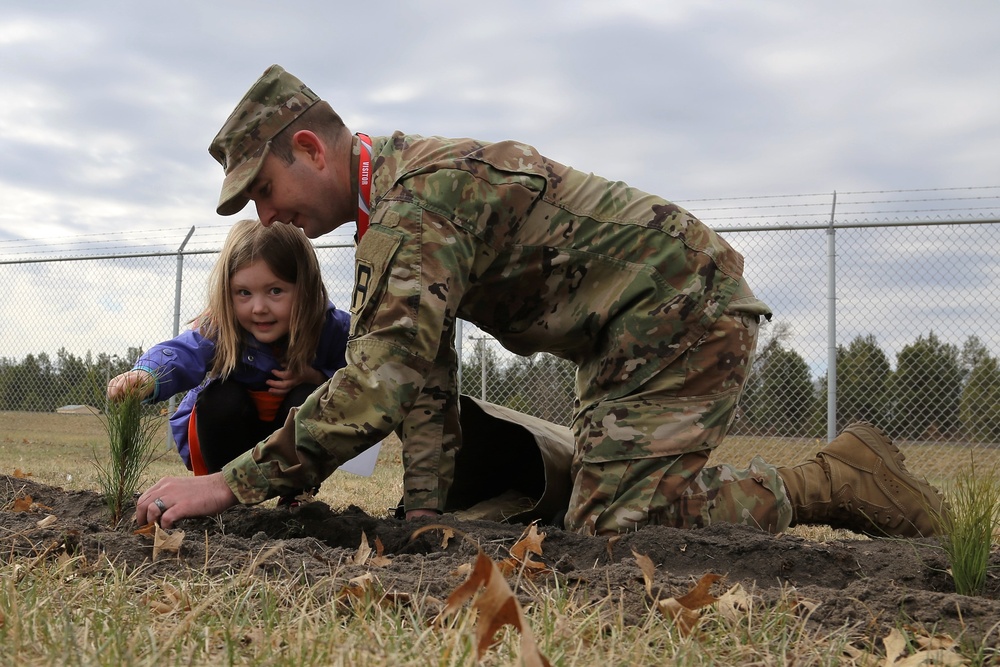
[208,64,320,216]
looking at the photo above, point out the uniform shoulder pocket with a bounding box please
[350,225,404,337]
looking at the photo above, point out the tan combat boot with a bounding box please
[778,422,948,537]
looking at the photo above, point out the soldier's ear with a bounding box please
[292,130,326,168]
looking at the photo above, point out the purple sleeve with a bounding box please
[133,328,216,402]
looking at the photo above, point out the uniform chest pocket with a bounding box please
[349,224,408,338]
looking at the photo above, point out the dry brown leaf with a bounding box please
[350,572,376,586]
[606,534,622,559]
[12,468,32,478]
[337,572,379,610]
[12,495,33,512]
[371,536,392,567]
[442,550,552,667]
[133,523,156,538]
[141,582,189,615]
[505,523,550,576]
[715,583,752,625]
[893,650,966,667]
[146,600,176,615]
[411,523,472,552]
[352,530,372,566]
[632,550,657,598]
[659,598,701,636]
[656,573,724,636]
[497,557,548,577]
[882,627,965,666]
[882,628,907,665]
[907,626,957,651]
[382,591,413,606]
[152,523,185,561]
[510,523,545,561]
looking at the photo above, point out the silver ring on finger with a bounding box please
[154,497,168,513]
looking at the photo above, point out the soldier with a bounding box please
[137,65,947,537]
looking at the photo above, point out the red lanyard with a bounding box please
[356,133,373,241]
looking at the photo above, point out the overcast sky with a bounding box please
[1,0,998,251]
[0,0,998,377]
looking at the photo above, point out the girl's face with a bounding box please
[230,259,296,344]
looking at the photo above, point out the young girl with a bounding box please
[107,219,350,499]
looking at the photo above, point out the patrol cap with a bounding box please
[208,64,320,216]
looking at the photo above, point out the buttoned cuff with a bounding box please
[223,452,273,505]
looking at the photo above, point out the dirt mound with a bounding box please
[2,474,998,646]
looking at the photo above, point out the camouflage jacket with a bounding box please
[224,132,768,510]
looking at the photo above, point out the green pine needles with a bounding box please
[936,459,1000,596]
[94,379,163,526]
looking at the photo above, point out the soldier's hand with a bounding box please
[136,473,238,529]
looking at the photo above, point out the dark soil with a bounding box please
[3,474,999,648]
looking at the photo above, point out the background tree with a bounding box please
[836,334,891,430]
[757,345,816,436]
[960,351,1000,443]
[738,321,793,434]
[890,331,962,439]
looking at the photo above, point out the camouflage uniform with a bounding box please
[220,127,790,534]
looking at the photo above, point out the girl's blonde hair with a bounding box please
[200,219,329,379]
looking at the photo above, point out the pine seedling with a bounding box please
[936,458,1000,596]
[93,375,163,526]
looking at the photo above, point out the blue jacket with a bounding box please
[133,301,350,468]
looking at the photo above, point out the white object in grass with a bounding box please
[338,442,381,477]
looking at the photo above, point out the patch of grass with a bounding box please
[936,459,1000,596]
[0,556,896,666]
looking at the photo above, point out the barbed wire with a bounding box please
[1,186,997,260]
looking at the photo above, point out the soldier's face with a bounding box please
[246,146,351,239]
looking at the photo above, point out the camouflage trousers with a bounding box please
[563,310,793,535]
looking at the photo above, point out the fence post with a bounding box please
[456,319,464,391]
[826,192,838,442]
[166,226,196,450]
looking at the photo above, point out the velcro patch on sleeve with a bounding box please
[350,227,403,334]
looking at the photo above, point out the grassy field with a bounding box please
[2,410,993,666]
[0,410,405,514]
[3,409,990,492]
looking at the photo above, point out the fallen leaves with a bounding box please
[11,494,52,513]
[878,627,966,666]
[631,550,748,637]
[409,523,553,665]
[142,581,191,616]
[498,523,550,577]
[152,523,184,561]
[658,573,724,636]
[350,531,392,568]
[442,549,551,667]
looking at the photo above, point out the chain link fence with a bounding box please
[2,188,999,482]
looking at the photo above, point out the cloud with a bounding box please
[0,0,998,376]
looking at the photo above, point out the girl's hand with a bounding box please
[107,369,155,401]
[267,366,325,395]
